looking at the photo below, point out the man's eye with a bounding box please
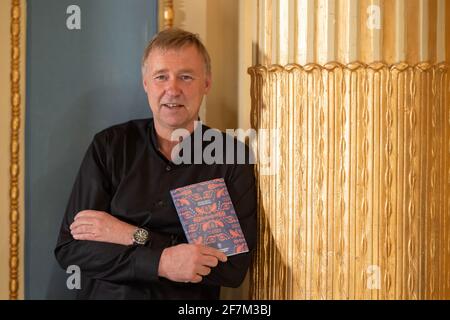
[180,75,193,81]
[154,75,167,81]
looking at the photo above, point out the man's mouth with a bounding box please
[161,103,184,109]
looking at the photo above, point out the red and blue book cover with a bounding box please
[170,178,249,256]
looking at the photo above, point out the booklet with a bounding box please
[170,178,249,256]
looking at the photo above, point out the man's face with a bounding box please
[143,45,211,132]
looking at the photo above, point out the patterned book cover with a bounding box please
[170,178,249,256]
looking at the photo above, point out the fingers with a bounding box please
[195,265,211,277]
[71,224,93,235]
[190,274,203,283]
[70,210,105,233]
[198,245,228,262]
[71,210,100,231]
[70,217,96,230]
[199,255,219,268]
[70,217,97,238]
[70,215,99,237]
[74,210,104,220]
[188,266,210,283]
[72,232,96,241]
[158,244,229,283]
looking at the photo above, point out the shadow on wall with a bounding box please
[248,184,291,300]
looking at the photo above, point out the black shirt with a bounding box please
[54,118,257,299]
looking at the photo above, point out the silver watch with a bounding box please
[132,228,149,245]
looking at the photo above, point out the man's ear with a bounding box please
[142,64,149,92]
[143,77,148,93]
[204,75,212,94]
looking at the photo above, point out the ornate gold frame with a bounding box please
[9,0,21,300]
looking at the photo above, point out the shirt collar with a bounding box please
[148,118,205,165]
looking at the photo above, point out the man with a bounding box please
[54,28,257,299]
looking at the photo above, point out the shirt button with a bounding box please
[157,200,164,207]
[165,165,172,171]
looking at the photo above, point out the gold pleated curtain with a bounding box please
[249,0,450,300]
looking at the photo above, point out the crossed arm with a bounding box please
[69,209,227,283]
[55,133,256,288]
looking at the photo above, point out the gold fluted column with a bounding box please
[249,0,450,300]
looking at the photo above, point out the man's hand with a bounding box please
[158,244,227,283]
[70,210,136,246]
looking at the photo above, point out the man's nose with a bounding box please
[165,78,181,96]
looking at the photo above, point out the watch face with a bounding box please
[134,228,149,245]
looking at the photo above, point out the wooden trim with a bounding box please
[9,0,22,300]
[159,0,174,31]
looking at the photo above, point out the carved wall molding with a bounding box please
[9,0,22,300]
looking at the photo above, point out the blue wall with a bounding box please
[25,0,158,299]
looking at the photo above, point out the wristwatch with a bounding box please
[132,227,149,245]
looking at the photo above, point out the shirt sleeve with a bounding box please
[201,161,258,288]
[54,132,169,284]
